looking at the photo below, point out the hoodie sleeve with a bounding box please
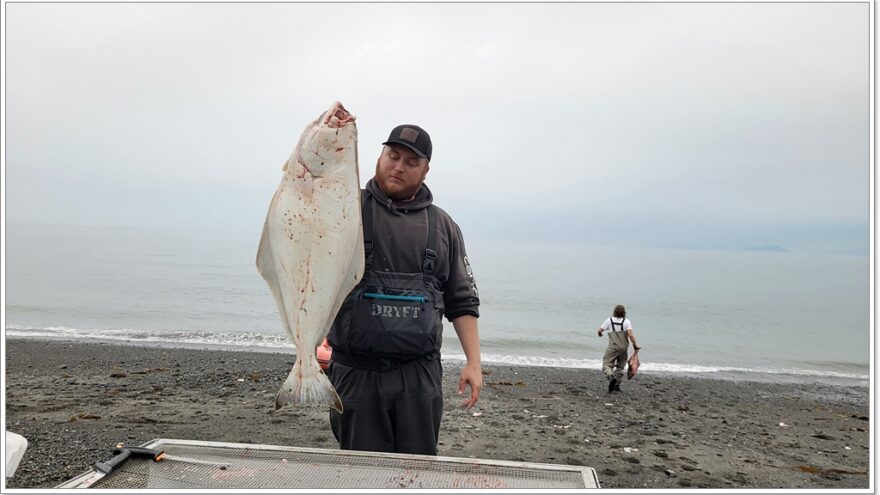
[443,220,480,321]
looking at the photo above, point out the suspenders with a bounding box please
[331,193,444,362]
[610,318,626,332]
[362,193,438,276]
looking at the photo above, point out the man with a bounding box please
[597,304,640,393]
[326,123,482,455]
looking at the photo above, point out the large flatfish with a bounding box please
[256,101,364,412]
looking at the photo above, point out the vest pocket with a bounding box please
[346,275,443,358]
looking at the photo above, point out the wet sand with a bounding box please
[4,339,870,489]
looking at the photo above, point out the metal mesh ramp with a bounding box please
[58,438,600,489]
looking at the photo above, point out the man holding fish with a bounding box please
[257,102,481,457]
[326,120,483,456]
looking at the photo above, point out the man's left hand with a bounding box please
[457,363,482,409]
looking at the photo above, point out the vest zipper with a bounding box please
[363,292,427,303]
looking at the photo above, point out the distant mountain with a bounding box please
[742,245,787,253]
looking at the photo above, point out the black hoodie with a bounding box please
[363,179,479,321]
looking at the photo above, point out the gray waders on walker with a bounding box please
[603,319,628,392]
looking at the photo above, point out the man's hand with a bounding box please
[597,328,604,337]
[452,315,481,410]
[457,363,482,410]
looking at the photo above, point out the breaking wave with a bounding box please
[5,325,869,386]
[441,352,869,386]
[5,324,289,351]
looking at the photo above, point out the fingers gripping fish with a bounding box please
[257,101,364,413]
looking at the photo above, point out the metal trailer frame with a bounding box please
[58,438,600,489]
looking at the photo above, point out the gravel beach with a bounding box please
[4,339,870,489]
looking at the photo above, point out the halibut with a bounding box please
[256,101,364,412]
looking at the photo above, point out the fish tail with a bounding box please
[275,363,343,413]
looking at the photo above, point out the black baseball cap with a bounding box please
[383,124,432,161]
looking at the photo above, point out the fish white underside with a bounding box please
[257,158,363,413]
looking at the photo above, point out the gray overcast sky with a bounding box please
[4,2,871,254]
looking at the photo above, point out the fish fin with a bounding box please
[256,209,295,341]
[275,362,343,413]
[255,213,275,282]
[345,215,366,290]
[320,204,366,334]
[282,160,289,172]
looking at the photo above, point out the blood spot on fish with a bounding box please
[336,148,344,152]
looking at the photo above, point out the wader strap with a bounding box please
[363,193,374,271]
[362,193,437,276]
[611,318,623,331]
[423,206,438,276]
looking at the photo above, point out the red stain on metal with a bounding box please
[388,469,420,488]
[451,475,508,489]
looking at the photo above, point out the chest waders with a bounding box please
[329,196,445,368]
[327,197,446,455]
[607,318,629,349]
[603,318,629,387]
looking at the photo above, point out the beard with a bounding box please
[374,162,424,201]
[378,177,421,201]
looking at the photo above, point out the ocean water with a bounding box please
[4,223,871,386]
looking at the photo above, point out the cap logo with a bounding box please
[399,127,419,143]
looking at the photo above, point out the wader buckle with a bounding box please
[422,248,437,275]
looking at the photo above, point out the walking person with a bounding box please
[326,122,482,455]
[597,305,640,393]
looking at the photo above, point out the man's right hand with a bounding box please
[597,329,604,337]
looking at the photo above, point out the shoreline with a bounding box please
[4,338,871,489]
[4,334,869,388]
